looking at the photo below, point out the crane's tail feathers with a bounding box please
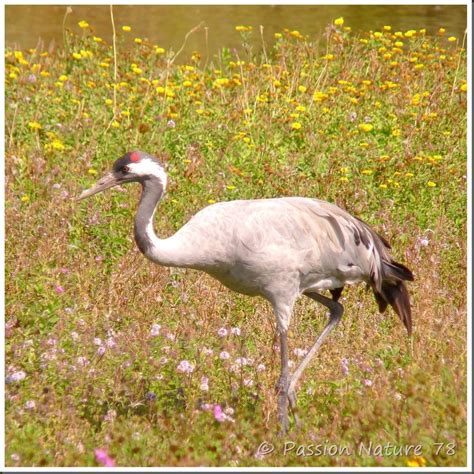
[373,259,413,336]
[373,281,412,336]
[383,260,414,282]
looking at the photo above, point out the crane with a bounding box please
[78,150,414,433]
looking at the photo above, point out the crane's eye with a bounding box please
[122,165,130,174]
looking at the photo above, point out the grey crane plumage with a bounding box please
[78,150,414,432]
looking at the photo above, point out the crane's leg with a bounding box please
[276,328,290,434]
[287,291,343,414]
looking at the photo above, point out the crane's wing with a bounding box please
[227,198,393,291]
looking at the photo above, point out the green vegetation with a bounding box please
[5,18,467,467]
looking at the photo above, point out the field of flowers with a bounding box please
[5,17,468,467]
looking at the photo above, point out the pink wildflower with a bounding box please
[213,404,226,422]
[94,448,115,467]
[176,360,194,374]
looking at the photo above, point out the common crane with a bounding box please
[78,150,413,432]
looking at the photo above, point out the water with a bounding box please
[5,4,467,58]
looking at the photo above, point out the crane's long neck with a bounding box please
[134,177,179,266]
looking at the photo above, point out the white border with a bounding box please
[2,0,471,472]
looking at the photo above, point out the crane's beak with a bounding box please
[77,172,119,201]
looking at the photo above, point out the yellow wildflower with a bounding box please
[298,85,307,93]
[28,121,42,130]
[274,32,282,39]
[21,195,30,202]
[404,30,416,38]
[88,168,97,175]
[105,99,113,106]
[78,20,89,28]
[155,47,165,55]
[291,122,302,130]
[59,74,68,82]
[50,140,65,151]
[72,52,82,60]
[406,456,427,467]
[334,17,344,26]
[111,121,120,128]
[235,25,252,32]
[379,183,388,189]
[134,38,142,44]
[460,83,467,92]
[313,91,328,102]
[80,49,93,58]
[448,36,456,42]
[339,177,349,182]
[213,77,230,88]
[439,27,446,34]
[427,181,436,187]
[383,25,392,31]
[359,123,374,132]
[373,32,383,39]
[122,25,131,32]
[290,30,303,39]
[295,105,306,112]
[361,169,373,175]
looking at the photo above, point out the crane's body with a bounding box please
[145,198,385,320]
[78,151,414,433]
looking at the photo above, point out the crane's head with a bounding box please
[77,151,167,200]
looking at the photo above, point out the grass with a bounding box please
[4,18,468,467]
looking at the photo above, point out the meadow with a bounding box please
[4,17,468,467]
